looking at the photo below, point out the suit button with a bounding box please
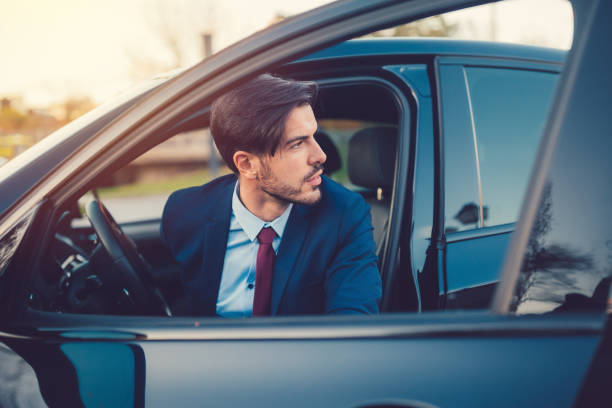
[247,283,254,289]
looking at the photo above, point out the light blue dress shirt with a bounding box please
[216,182,293,317]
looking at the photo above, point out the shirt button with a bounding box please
[247,283,254,289]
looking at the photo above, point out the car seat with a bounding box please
[314,130,341,176]
[347,126,397,257]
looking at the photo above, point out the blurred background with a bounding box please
[0,0,573,210]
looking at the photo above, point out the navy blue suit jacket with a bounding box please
[161,174,381,316]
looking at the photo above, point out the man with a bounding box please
[161,74,381,317]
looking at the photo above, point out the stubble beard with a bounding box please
[259,163,323,206]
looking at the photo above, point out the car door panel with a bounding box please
[445,226,512,309]
[143,336,595,407]
[3,312,603,408]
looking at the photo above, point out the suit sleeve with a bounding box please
[160,190,183,261]
[324,194,382,314]
[160,189,203,274]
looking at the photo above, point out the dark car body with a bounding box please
[0,0,611,407]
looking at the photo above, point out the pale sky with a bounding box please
[0,0,572,107]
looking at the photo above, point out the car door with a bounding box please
[437,56,563,310]
[1,0,611,407]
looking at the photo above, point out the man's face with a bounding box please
[258,104,326,205]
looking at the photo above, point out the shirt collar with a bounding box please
[232,181,293,242]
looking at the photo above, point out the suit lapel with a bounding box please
[198,180,233,315]
[270,204,313,315]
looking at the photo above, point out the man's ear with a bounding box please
[233,150,259,179]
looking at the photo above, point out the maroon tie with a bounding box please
[252,227,277,316]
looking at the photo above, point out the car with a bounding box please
[2,39,565,317]
[0,0,610,407]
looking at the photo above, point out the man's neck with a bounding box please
[237,175,289,222]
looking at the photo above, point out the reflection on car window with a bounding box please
[511,137,612,314]
[445,67,558,233]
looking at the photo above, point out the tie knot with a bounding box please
[257,227,276,245]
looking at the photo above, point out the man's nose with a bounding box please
[310,138,327,165]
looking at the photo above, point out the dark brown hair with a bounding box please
[210,74,318,172]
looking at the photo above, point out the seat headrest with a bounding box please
[315,130,341,175]
[348,126,397,189]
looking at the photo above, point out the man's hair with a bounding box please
[210,74,318,173]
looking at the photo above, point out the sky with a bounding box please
[0,0,573,107]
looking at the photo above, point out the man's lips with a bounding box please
[305,169,323,185]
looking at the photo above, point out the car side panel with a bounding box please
[5,309,604,408]
[445,230,511,308]
[2,332,597,408]
[140,334,596,407]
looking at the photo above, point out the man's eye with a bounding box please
[291,141,303,149]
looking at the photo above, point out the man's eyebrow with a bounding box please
[284,135,309,146]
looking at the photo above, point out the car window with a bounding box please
[444,66,558,233]
[509,82,612,315]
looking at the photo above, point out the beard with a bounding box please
[258,163,324,205]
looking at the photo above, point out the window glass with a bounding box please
[468,67,558,228]
[510,40,612,314]
[442,64,480,234]
[445,67,558,232]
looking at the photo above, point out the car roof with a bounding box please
[299,38,566,64]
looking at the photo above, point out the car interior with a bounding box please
[25,79,405,317]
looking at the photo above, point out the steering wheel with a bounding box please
[85,199,172,316]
